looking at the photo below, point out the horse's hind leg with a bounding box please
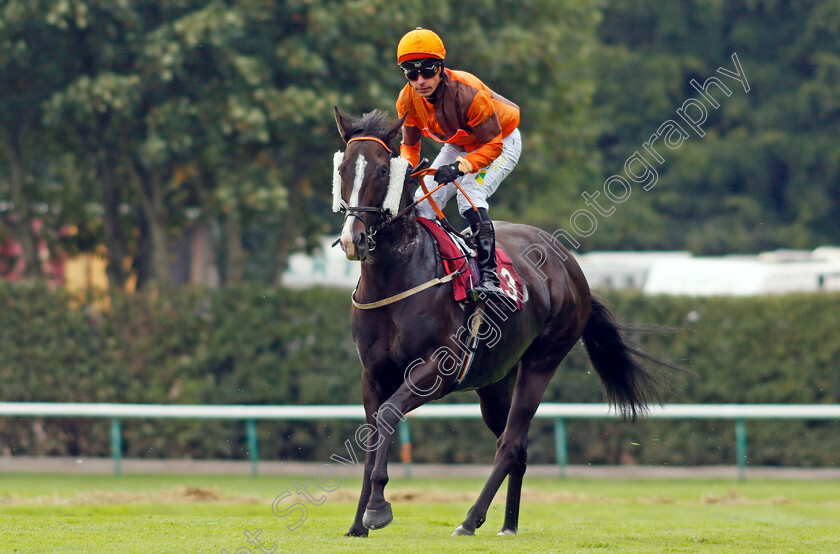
[454,365,556,536]
[476,372,524,535]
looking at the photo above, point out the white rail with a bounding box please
[3,402,839,419]
[2,402,838,479]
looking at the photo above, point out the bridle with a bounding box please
[334,136,412,250]
[333,135,468,249]
[333,135,480,314]
[336,197,394,251]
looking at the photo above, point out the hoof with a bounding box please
[362,502,393,530]
[498,528,517,536]
[452,525,475,536]
[344,526,369,537]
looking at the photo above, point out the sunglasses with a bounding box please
[401,63,440,81]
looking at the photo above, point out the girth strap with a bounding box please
[351,270,461,310]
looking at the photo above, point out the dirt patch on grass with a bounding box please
[371,487,799,506]
[0,485,262,506]
[699,489,796,505]
[0,485,614,506]
[364,487,616,504]
[0,485,799,507]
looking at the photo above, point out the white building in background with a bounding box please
[575,251,692,291]
[282,238,840,296]
[641,248,840,296]
[282,236,360,289]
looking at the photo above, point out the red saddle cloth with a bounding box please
[417,217,524,309]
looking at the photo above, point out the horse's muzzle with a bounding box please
[340,216,369,261]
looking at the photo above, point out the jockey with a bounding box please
[395,28,522,303]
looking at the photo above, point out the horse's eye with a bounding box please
[379,165,388,177]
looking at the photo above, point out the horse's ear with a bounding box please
[385,113,408,143]
[334,107,354,143]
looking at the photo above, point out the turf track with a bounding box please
[1,474,838,553]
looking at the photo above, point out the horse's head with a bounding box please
[333,107,409,261]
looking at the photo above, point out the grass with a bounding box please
[1,473,839,553]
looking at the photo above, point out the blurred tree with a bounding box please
[591,0,840,254]
[5,0,838,285]
[444,1,605,229]
[0,0,80,278]
[40,1,178,288]
[277,0,604,238]
[1,0,605,287]
[41,1,253,288]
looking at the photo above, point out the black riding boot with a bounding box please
[470,219,508,303]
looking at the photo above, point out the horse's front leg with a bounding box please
[363,362,444,530]
[344,447,375,537]
[345,374,390,537]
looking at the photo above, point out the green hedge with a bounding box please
[1,282,838,466]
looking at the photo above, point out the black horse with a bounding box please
[333,108,664,537]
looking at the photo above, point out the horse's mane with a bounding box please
[344,109,400,149]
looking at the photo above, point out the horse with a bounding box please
[332,107,665,537]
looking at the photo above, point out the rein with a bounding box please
[336,136,475,244]
[338,166,469,245]
[351,270,461,310]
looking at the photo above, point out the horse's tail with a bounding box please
[582,297,664,420]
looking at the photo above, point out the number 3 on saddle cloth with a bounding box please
[417,217,525,310]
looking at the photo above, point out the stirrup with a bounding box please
[468,279,507,303]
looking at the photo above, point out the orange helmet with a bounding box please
[397,28,446,64]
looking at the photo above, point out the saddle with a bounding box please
[416,217,524,310]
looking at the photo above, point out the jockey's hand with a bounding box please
[434,163,464,184]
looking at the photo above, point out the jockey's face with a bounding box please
[408,64,442,98]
